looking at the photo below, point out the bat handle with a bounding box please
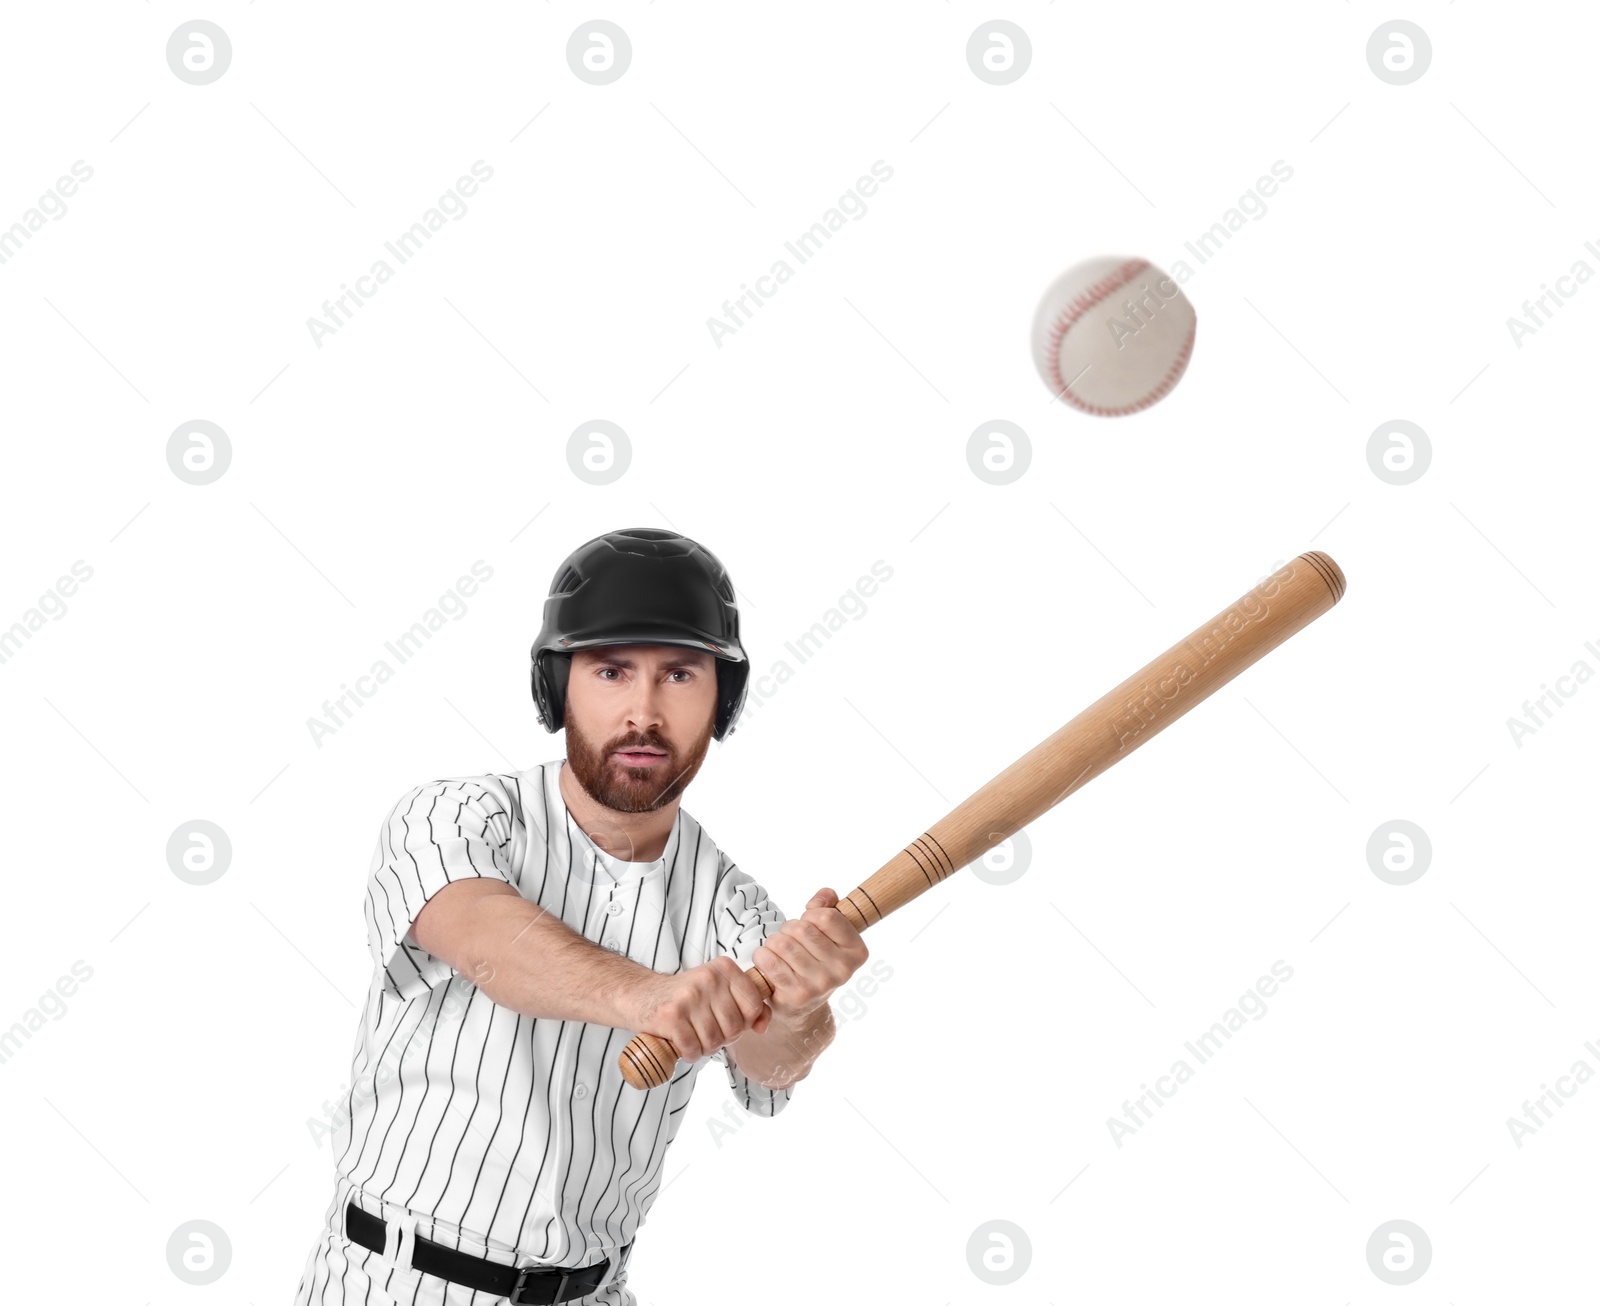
[618,965,778,1089]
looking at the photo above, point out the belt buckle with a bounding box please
[511,1264,571,1305]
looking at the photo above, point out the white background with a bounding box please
[2,3,1596,1302]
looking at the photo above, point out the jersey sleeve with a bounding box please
[708,856,794,1117]
[364,778,519,1001]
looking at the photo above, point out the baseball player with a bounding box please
[293,527,869,1306]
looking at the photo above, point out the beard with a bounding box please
[565,711,715,816]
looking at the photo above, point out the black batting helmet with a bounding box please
[530,527,750,740]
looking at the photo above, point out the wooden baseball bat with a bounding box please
[618,551,1347,1090]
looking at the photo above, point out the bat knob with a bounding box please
[619,1031,680,1090]
[618,964,779,1089]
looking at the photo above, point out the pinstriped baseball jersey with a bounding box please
[293,758,790,1306]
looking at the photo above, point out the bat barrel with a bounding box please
[843,551,1345,925]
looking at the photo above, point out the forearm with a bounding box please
[726,1000,836,1090]
[462,895,646,1029]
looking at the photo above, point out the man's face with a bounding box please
[564,643,719,816]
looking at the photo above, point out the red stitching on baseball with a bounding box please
[1042,257,1148,392]
[1042,258,1194,416]
[1064,319,1196,417]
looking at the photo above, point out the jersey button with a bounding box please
[603,935,621,952]
[606,901,624,916]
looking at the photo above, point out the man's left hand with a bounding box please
[751,887,869,1017]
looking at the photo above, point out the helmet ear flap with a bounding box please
[532,650,571,733]
[714,659,750,740]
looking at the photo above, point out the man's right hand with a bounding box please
[628,956,771,1062]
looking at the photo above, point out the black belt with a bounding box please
[344,1201,628,1305]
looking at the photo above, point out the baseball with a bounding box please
[1030,255,1197,416]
